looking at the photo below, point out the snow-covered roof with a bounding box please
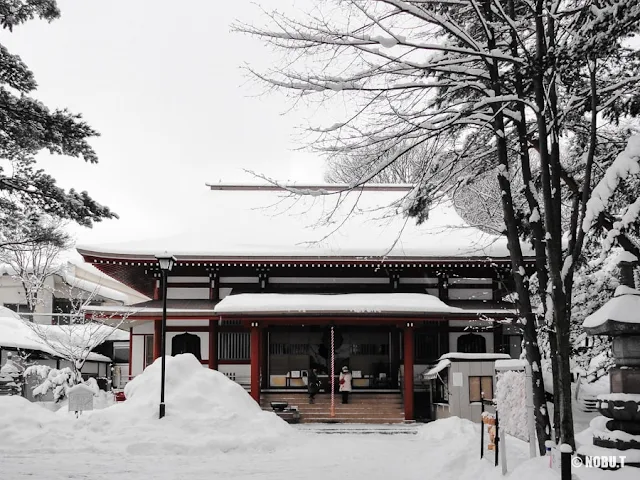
[0,314,121,362]
[616,251,639,263]
[82,299,217,316]
[0,256,149,305]
[438,352,512,361]
[213,293,459,315]
[423,359,451,379]
[77,186,534,260]
[583,285,640,334]
[63,258,149,305]
[494,359,528,370]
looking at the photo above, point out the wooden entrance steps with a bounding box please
[261,392,405,424]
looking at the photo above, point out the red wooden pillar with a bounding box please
[403,323,415,421]
[261,326,269,389]
[250,323,261,403]
[153,319,162,361]
[208,319,218,370]
[128,328,133,377]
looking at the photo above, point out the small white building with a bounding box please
[0,258,148,325]
[423,352,512,421]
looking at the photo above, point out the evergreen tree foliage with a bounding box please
[0,0,116,248]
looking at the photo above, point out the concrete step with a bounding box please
[295,425,418,435]
[263,406,404,412]
[299,417,405,424]
[265,404,403,407]
[290,412,404,417]
[295,407,404,413]
[261,392,405,424]
[264,406,404,414]
[261,397,403,403]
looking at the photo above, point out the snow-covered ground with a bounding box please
[0,354,635,480]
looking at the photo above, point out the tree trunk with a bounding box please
[532,1,575,449]
[484,0,551,453]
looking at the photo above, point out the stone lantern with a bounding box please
[578,256,640,467]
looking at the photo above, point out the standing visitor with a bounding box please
[339,365,352,404]
[308,368,320,404]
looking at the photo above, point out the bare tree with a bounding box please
[237,0,640,451]
[23,296,135,399]
[325,136,452,184]
[0,216,72,313]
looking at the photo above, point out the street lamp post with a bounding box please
[156,253,176,419]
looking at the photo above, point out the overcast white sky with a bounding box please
[3,0,328,247]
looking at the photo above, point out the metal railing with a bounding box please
[11,312,84,325]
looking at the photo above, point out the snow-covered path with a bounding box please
[0,425,519,480]
[0,418,631,480]
[0,356,629,480]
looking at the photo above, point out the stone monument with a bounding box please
[578,255,640,468]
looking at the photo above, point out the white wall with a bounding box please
[447,360,497,421]
[130,320,213,377]
[0,275,55,324]
[131,335,146,377]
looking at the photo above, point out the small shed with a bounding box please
[423,352,511,421]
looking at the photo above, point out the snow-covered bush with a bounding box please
[569,245,621,377]
[25,365,75,402]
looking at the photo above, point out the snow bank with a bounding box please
[416,416,479,441]
[0,354,292,455]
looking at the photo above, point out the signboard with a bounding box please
[452,372,463,387]
[68,384,94,413]
[493,361,537,475]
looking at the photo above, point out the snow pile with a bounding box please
[416,415,479,442]
[590,415,640,444]
[0,354,291,455]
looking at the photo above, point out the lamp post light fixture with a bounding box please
[156,253,176,419]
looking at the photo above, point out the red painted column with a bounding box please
[153,320,162,361]
[250,323,261,403]
[403,323,415,421]
[153,278,160,300]
[208,320,218,370]
[261,326,269,389]
[128,329,133,377]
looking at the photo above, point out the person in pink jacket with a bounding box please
[339,366,352,404]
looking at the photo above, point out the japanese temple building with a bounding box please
[80,184,531,421]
